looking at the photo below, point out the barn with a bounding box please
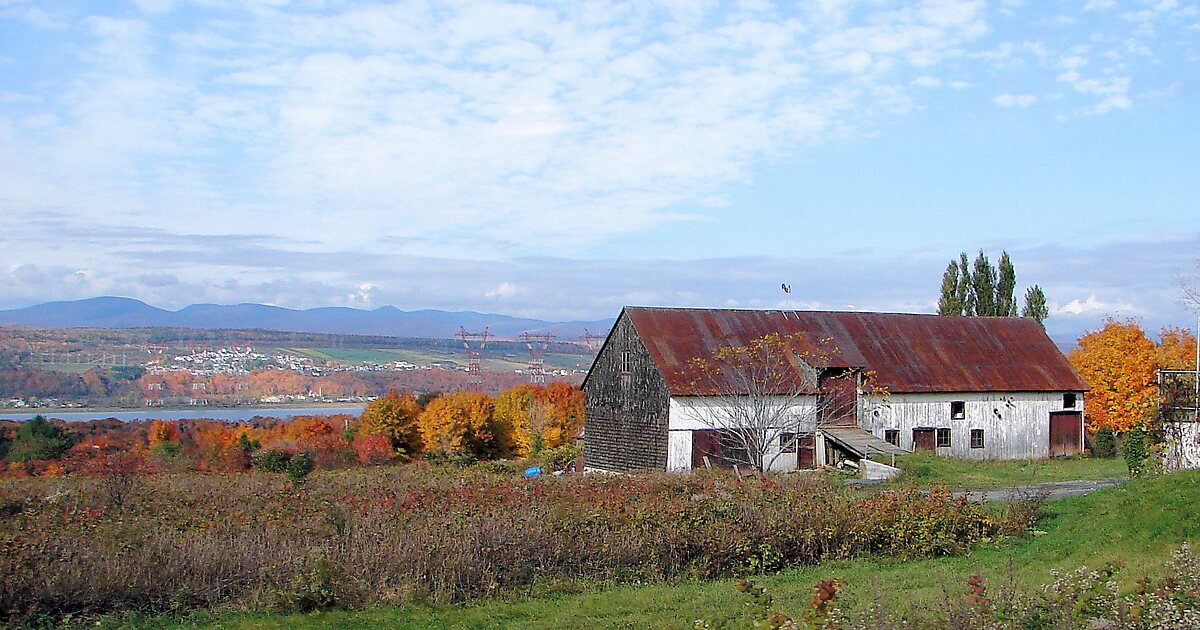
[582,307,1089,473]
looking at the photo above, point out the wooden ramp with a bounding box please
[820,426,909,459]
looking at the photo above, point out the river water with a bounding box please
[0,405,365,423]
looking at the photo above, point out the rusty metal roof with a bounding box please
[623,307,1088,395]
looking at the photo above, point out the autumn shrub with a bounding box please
[353,433,393,466]
[0,469,1026,623]
[252,448,293,473]
[1093,427,1117,458]
[286,452,315,485]
[538,443,583,471]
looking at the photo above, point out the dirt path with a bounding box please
[952,476,1128,502]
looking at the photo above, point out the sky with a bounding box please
[1,0,1198,344]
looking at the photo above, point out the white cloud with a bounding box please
[1056,70,1133,114]
[994,93,1037,107]
[1083,0,1117,12]
[1053,295,1143,316]
[485,282,523,299]
[0,1,1003,261]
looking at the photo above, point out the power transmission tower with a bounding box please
[457,327,492,391]
[520,332,554,384]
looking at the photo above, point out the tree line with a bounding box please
[0,382,584,478]
[937,250,1048,326]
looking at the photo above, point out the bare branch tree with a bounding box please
[677,333,857,473]
[1183,255,1200,310]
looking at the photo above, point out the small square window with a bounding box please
[936,428,952,448]
[970,429,984,449]
[951,401,965,419]
[1063,393,1077,409]
[884,429,899,446]
[780,432,798,453]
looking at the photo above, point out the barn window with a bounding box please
[970,429,984,449]
[936,428,952,448]
[620,349,632,374]
[884,429,899,446]
[950,401,965,419]
[1063,393,1077,409]
[780,432,798,453]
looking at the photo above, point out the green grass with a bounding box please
[136,469,1200,630]
[285,347,407,365]
[889,452,1129,488]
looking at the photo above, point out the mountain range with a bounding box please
[0,297,614,340]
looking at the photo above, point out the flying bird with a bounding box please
[781,283,791,294]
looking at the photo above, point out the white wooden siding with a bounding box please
[858,391,1085,460]
[666,396,817,472]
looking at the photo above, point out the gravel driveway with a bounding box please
[951,476,1128,502]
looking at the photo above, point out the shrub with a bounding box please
[237,433,261,453]
[6,416,72,462]
[1093,427,1117,458]
[1123,426,1150,476]
[150,441,183,460]
[539,444,583,472]
[0,469,1029,623]
[286,452,314,485]
[353,433,393,466]
[252,448,293,473]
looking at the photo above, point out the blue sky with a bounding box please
[1,0,1197,343]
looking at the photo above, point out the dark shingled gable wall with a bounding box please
[582,312,670,472]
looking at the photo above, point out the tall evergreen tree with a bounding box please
[996,251,1017,316]
[7,416,72,462]
[1022,285,1049,329]
[971,250,997,316]
[957,252,974,316]
[937,260,962,315]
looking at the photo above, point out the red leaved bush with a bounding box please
[0,468,1024,622]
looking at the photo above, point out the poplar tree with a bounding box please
[937,260,962,315]
[957,252,974,316]
[1022,285,1049,329]
[971,250,997,316]
[996,251,1018,317]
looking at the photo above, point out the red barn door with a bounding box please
[1049,412,1082,457]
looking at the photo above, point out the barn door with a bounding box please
[1049,412,1082,457]
[913,428,936,450]
[797,433,816,469]
[692,429,722,469]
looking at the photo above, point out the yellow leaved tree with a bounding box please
[359,389,423,459]
[1068,318,1158,433]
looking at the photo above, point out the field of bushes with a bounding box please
[0,464,1035,625]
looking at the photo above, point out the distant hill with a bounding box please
[0,297,614,340]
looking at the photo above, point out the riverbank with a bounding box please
[0,403,366,422]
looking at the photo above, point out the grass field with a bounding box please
[112,468,1200,630]
[281,347,585,372]
[890,451,1129,488]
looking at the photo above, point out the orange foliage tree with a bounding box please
[146,420,179,448]
[1068,318,1158,433]
[536,382,584,450]
[1156,326,1198,371]
[490,383,584,456]
[417,391,516,459]
[359,390,423,459]
[493,385,536,456]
